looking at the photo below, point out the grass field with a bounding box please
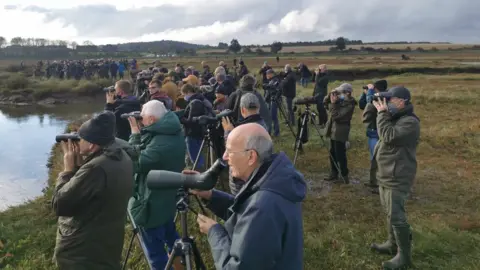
[1,69,480,269]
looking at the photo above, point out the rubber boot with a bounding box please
[324,174,338,181]
[382,226,413,269]
[371,222,397,255]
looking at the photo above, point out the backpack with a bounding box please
[188,98,215,118]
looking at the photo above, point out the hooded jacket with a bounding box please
[205,152,306,270]
[52,141,133,270]
[180,92,213,139]
[374,104,420,192]
[128,111,186,228]
[324,95,357,142]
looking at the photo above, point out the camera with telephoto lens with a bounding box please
[191,109,234,126]
[103,85,115,92]
[120,111,142,120]
[55,132,80,142]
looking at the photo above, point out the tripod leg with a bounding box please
[276,99,297,140]
[191,239,207,270]
[122,230,137,270]
[293,113,308,165]
[165,244,178,270]
[192,138,207,171]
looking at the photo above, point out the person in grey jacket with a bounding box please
[191,123,306,270]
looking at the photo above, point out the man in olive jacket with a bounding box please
[52,111,133,270]
[323,83,356,184]
[127,100,186,269]
[370,87,420,270]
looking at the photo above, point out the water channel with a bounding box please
[0,103,104,211]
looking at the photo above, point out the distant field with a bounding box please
[197,43,475,54]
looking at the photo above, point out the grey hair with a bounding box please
[245,134,273,162]
[285,64,292,72]
[240,92,260,110]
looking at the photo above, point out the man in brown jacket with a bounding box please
[52,111,133,270]
[323,83,356,184]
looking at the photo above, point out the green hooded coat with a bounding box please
[128,111,186,229]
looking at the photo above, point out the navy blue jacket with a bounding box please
[205,152,306,270]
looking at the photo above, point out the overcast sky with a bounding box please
[1,0,480,46]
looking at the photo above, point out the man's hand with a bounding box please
[106,91,115,104]
[197,214,218,234]
[221,117,234,132]
[73,141,83,167]
[128,117,141,134]
[61,139,77,173]
[373,97,388,112]
[182,170,214,200]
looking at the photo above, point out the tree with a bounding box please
[336,37,346,51]
[0,36,6,48]
[228,39,242,54]
[10,37,23,46]
[70,41,78,50]
[243,47,252,53]
[57,40,68,47]
[218,42,228,49]
[83,40,94,46]
[270,41,283,53]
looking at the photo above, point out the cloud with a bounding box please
[1,0,480,45]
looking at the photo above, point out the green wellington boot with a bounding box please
[371,222,397,255]
[382,226,413,269]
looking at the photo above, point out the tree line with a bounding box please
[0,35,458,59]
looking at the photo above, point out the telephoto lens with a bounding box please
[120,111,142,120]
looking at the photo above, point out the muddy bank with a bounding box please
[0,91,104,106]
[317,66,480,81]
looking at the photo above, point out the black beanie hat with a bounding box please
[78,111,116,146]
[374,80,388,92]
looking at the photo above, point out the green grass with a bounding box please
[1,73,480,269]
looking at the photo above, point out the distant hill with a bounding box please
[115,40,212,53]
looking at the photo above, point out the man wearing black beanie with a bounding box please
[52,111,134,270]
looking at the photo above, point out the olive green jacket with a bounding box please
[324,95,356,142]
[373,104,420,192]
[52,141,134,270]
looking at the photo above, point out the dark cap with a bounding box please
[215,84,228,95]
[266,69,275,75]
[378,86,411,101]
[78,111,116,146]
[374,80,388,92]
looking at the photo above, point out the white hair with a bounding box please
[142,100,167,120]
[245,134,273,162]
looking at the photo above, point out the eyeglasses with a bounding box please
[224,148,253,156]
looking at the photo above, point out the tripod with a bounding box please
[293,104,345,183]
[270,96,296,140]
[166,188,206,270]
[192,124,225,191]
[123,210,154,270]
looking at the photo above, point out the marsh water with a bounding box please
[0,103,104,211]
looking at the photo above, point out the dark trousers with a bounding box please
[316,97,327,125]
[285,97,295,125]
[329,139,349,176]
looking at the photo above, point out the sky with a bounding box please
[1,0,480,46]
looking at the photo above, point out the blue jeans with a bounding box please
[300,77,309,87]
[186,136,204,169]
[368,137,379,160]
[269,100,280,136]
[141,221,180,270]
[285,97,295,125]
